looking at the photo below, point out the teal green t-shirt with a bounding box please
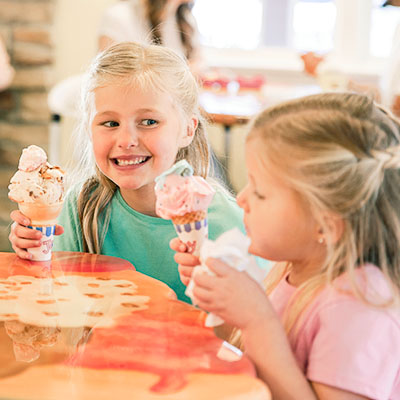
[54,186,245,303]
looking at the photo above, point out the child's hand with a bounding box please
[9,210,64,260]
[193,257,273,330]
[169,237,200,286]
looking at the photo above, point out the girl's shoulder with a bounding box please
[311,265,400,329]
[331,264,397,306]
[301,268,400,399]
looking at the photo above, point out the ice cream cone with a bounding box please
[155,160,215,258]
[18,202,63,225]
[18,201,64,261]
[172,211,208,257]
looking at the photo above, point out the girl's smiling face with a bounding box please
[237,138,321,265]
[91,83,195,211]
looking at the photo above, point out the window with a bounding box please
[370,0,400,57]
[192,0,400,65]
[192,0,263,49]
[291,0,336,53]
[193,0,337,52]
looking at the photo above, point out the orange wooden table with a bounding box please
[0,252,270,399]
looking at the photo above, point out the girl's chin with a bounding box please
[248,244,272,260]
[248,244,261,257]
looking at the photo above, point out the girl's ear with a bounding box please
[318,213,344,245]
[179,117,198,148]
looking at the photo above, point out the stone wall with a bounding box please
[0,0,55,251]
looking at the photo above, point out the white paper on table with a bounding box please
[185,228,268,327]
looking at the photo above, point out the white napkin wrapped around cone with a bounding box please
[185,228,267,327]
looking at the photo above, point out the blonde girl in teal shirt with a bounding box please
[9,42,245,302]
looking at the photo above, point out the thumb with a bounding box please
[54,225,64,236]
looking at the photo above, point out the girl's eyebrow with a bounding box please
[94,111,117,117]
[95,108,159,116]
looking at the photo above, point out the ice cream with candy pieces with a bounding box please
[8,145,65,261]
[8,145,64,206]
[155,160,215,257]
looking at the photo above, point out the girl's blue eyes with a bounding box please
[101,119,158,127]
[141,119,157,126]
[103,121,119,128]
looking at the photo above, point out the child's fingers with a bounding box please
[205,257,232,277]
[12,237,41,250]
[10,209,31,226]
[193,269,218,290]
[174,252,200,267]
[12,246,33,260]
[178,265,194,286]
[180,275,190,286]
[11,222,42,241]
[9,223,41,258]
[178,264,194,279]
[169,237,187,252]
[192,284,213,305]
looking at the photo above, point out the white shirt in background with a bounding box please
[97,0,185,57]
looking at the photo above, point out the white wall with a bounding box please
[53,0,117,81]
[52,0,117,167]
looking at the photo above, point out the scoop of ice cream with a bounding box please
[8,146,65,205]
[155,160,215,219]
[18,145,47,172]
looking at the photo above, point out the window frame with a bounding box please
[200,0,388,82]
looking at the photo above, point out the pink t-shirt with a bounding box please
[269,264,400,399]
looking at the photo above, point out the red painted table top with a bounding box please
[0,252,270,399]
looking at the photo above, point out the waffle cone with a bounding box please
[18,201,64,226]
[171,210,207,225]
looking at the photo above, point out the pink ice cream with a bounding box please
[155,160,215,219]
[8,145,65,205]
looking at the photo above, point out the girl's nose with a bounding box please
[236,185,249,212]
[118,123,139,149]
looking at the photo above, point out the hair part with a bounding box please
[72,41,209,253]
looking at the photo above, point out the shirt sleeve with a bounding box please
[307,298,400,399]
[53,186,83,252]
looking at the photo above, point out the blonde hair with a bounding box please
[73,42,209,253]
[231,92,400,348]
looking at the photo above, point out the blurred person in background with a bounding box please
[97,0,203,75]
[0,36,14,91]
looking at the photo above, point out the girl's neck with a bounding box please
[120,185,158,217]
[287,257,325,287]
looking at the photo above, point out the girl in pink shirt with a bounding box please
[172,92,400,399]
